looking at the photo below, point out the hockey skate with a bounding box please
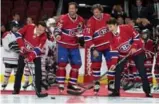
[94,81,100,95]
[67,84,81,95]
[48,78,57,86]
[108,81,115,91]
[58,84,64,94]
[153,84,159,91]
[41,80,49,90]
[36,92,48,98]
[67,84,81,91]
[134,82,142,89]
[23,81,29,90]
[1,83,7,90]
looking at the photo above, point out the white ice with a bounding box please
[0,83,159,104]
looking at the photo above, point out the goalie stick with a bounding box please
[67,53,131,95]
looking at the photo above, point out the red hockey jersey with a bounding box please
[56,14,85,48]
[14,25,47,60]
[144,39,154,68]
[109,24,144,66]
[157,45,159,66]
[84,13,111,51]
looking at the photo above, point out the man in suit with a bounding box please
[149,0,159,26]
[131,0,148,20]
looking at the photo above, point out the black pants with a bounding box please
[114,53,150,94]
[14,55,42,92]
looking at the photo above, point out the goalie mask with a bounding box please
[141,29,150,41]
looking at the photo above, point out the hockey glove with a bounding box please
[8,41,20,53]
[26,52,36,62]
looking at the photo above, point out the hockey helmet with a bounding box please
[10,22,20,32]
[46,18,56,27]
[141,29,150,40]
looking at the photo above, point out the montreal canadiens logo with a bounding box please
[98,28,108,36]
[118,43,131,53]
[69,30,76,36]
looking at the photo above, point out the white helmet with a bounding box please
[46,18,56,27]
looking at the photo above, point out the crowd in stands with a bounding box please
[1,0,159,46]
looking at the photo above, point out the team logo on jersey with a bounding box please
[69,30,76,36]
[118,42,131,53]
[24,41,33,51]
[96,28,109,36]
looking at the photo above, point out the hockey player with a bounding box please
[154,25,159,90]
[129,60,142,88]
[107,18,152,97]
[12,21,48,98]
[46,17,57,85]
[54,2,85,92]
[156,45,159,90]
[1,23,20,89]
[141,29,154,88]
[22,18,57,90]
[84,4,113,94]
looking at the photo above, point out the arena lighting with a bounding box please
[78,4,109,8]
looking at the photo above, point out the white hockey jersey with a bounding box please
[2,31,19,65]
[41,39,56,58]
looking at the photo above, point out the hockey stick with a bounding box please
[67,53,131,95]
[152,37,159,88]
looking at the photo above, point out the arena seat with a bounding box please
[2,1,13,9]
[40,8,54,18]
[42,0,55,9]
[1,7,11,17]
[12,7,26,22]
[13,0,27,9]
[1,14,8,25]
[28,1,41,10]
[27,7,40,16]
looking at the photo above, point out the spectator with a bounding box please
[1,24,6,45]
[139,18,152,31]
[131,0,148,20]
[111,5,127,19]
[148,0,159,26]
[127,19,141,33]
[6,13,23,30]
[117,17,124,25]
[135,18,153,38]
[125,17,131,24]
[26,17,35,25]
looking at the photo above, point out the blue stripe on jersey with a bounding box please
[13,32,22,38]
[33,47,41,55]
[84,36,92,41]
